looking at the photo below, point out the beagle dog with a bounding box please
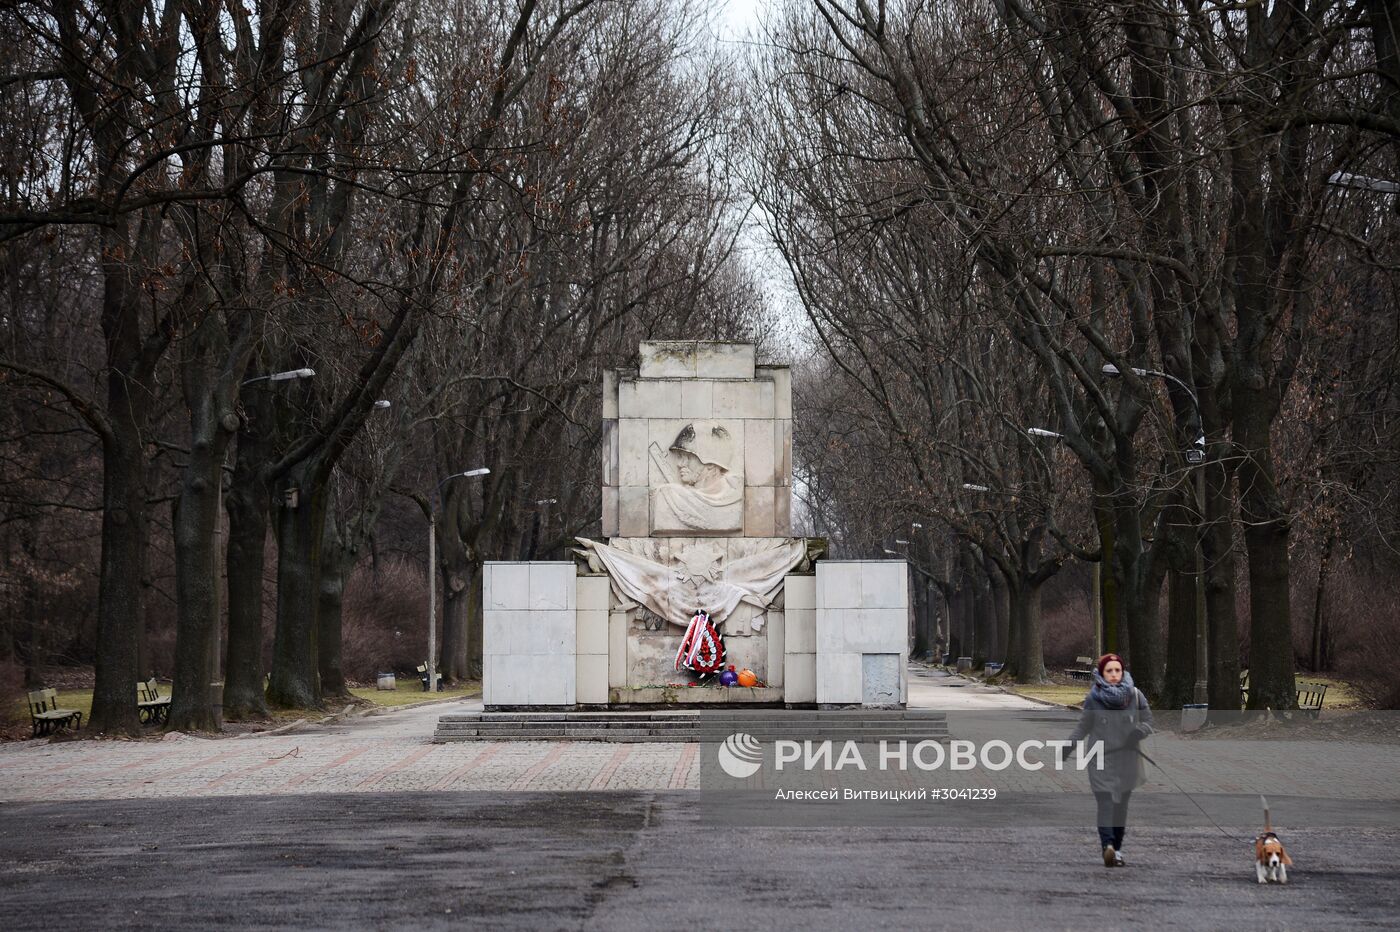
[1255,796,1293,885]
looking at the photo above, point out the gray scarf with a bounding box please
[1089,669,1137,710]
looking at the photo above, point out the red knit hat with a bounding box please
[1096,653,1124,676]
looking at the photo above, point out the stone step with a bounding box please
[433,733,952,744]
[441,727,942,735]
[433,725,949,741]
[433,709,950,743]
[434,718,949,728]
[439,710,948,723]
[431,722,946,727]
[440,726,949,735]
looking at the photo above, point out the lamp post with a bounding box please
[1103,362,1208,705]
[1326,171,1399,194]
[427,468,490,693]
[241,367,315,386]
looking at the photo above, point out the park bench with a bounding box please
[1064,655,1095,680]
[417,662,444,692]
[1239,670,1328,714]
[1295,680,1328,717]
[27,688,82,738]
[137,678,171,725]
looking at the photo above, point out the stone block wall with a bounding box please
[814,561,909,707]
[783,574,817,704]
[575,574,610,704]
[482,561,577,707]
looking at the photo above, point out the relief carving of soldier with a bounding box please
[648,421,743,535]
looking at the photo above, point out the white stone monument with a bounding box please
[482,341,909,708]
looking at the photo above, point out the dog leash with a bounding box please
[1136,747,1251,843]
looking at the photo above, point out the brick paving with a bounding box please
[3,688,1398,805]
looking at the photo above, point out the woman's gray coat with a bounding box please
[1067,671,1155,800]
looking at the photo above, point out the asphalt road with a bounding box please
[3,791,1397,930]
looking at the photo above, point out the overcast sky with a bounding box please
[716,0,769,42]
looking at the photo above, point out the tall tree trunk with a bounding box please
[911,574,933,656]
[1002,565,1021,674]
[1160,491,1198,707]
[440,555,472,683]
[317,510,351,700]
[1112,499,1165,698]
[1003,577,1047,684]
[88,386,147,735]
[990,564,1009,664]
[947,582,964,660]
[169,320,242,732]
[1162,565,1197,708]
[465,564,484,680]
[1202,460,1241,709]
[168,439,225,732]
[1309,532,1335,672]
[1236,391,1297,710]
[267,468,327,709]
[968,550,991,666]
[1094,498,1121,653]
[223,410,272,719]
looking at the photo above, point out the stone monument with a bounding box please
[482,341,910,709]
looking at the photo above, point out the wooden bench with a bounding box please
[417,662,443,692]
[1296,680,1328,717]
[27,688,82,738]
[1064,655,1095,680]
[1240,670,1328,714]
[138,678,171,725]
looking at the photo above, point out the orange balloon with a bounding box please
[737,669,758,687]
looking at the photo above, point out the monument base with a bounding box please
[483,559,909,710]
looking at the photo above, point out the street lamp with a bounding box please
[1327,171,1399,194]
[427,468,491,693]
[1103,362,1208,704]
[241,367,315,386]
[1102,364,1205,462]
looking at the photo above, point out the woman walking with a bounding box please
[1066,653,1154,867]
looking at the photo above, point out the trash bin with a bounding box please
[376,672,397,691]
[956,656,973,673]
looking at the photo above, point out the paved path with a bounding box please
[2,792,1397,931]
[4,678,1399,930]
[0,672,1042,801]
[2,676,1397,805]
[907,665,1047,710]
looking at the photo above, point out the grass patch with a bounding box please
[10,688,96,725]
[349,682,480,708]
[1007,684,1087,708]
[1297,674,1362,709]
[1007,673,1364,710]
[49,688,94,722]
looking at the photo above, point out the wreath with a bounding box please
[674,609,726,682]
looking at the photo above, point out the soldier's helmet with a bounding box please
[669,421,734,472]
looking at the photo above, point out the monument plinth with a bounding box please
[483,341,908,709]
